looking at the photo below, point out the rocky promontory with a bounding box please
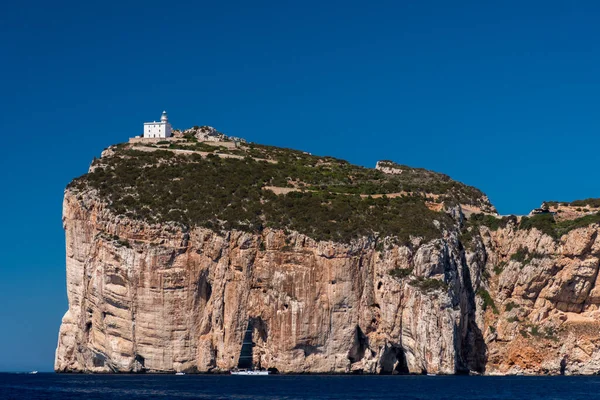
[55,134,600,375]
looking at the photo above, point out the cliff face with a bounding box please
[55,141,600,375]
[478,223,600,375]
[55,190,486,374]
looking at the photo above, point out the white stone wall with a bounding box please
[143,122,172,138]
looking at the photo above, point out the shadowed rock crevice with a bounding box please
[378,344,409,374]
[236,317,269,369]
[132,354,145,373]
[197,269,212,303]
[458,249,487,374]
[236,321,254,369]
[294,343,322,357]
[348,326,368,364]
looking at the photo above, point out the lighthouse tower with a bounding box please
[143,111,173,138]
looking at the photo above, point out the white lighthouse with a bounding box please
[143,111,173,138]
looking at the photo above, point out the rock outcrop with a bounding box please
[55,140,600,375]
[173,126,245,143]
[55,189,486,374]
[477,222,600,375]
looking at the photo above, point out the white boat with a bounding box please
[230,369,269,376]
[29,371,38,375]
[175,372,185,376]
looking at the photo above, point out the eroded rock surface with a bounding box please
[55,146,600,375]
[55,189,487,374]
[479,222,600,375]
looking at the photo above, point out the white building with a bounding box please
[143,111,172,138]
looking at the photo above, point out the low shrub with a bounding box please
[510,246,544,267]
[410,277,448,292]
[519,212,600,240]
[390,267,413,279]
[493,261,507,275]
[477,289,498,314]
[70,148,456,244]
[511,246,530,263]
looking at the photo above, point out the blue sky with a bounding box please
[1,0,600,371]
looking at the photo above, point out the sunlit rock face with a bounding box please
[55,145,600,375]
[478,222,600,375]
[55,188,488,374]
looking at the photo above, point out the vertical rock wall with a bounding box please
[55,190,487,374]
[476,223,600,375]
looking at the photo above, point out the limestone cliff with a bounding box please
[474,221,600,375]
[55,139,600,374]
[55,188,485,374]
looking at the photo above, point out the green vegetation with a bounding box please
[477,288,498,314]
[520,329,529,338]
[409,277,448,292]
[166,142,220,152]
[493,261,507,275]
[504,301,519,312]
[520,324,559,341]
[554,213,600,237]
[547,198,600,208]
[510,246,530,263]
[389,267,413,279]
[70,148,458,243]
[543,326,559,341]
[368,161,488,206]
[117,239,131,248]
[571,198,600,208]
[469,213,515,231]
[459,227,477,249]
[510,246,544,267]
[518,214,557,238]
[460,213,516,250]
[518,212,600,239]
[72,142,600,248]
[129,142,491,207]
[96,233,131,248]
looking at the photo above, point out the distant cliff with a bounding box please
[55,135,600,374]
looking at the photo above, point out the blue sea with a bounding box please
[2,373,600,399]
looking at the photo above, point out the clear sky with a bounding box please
[1,0,600,372]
